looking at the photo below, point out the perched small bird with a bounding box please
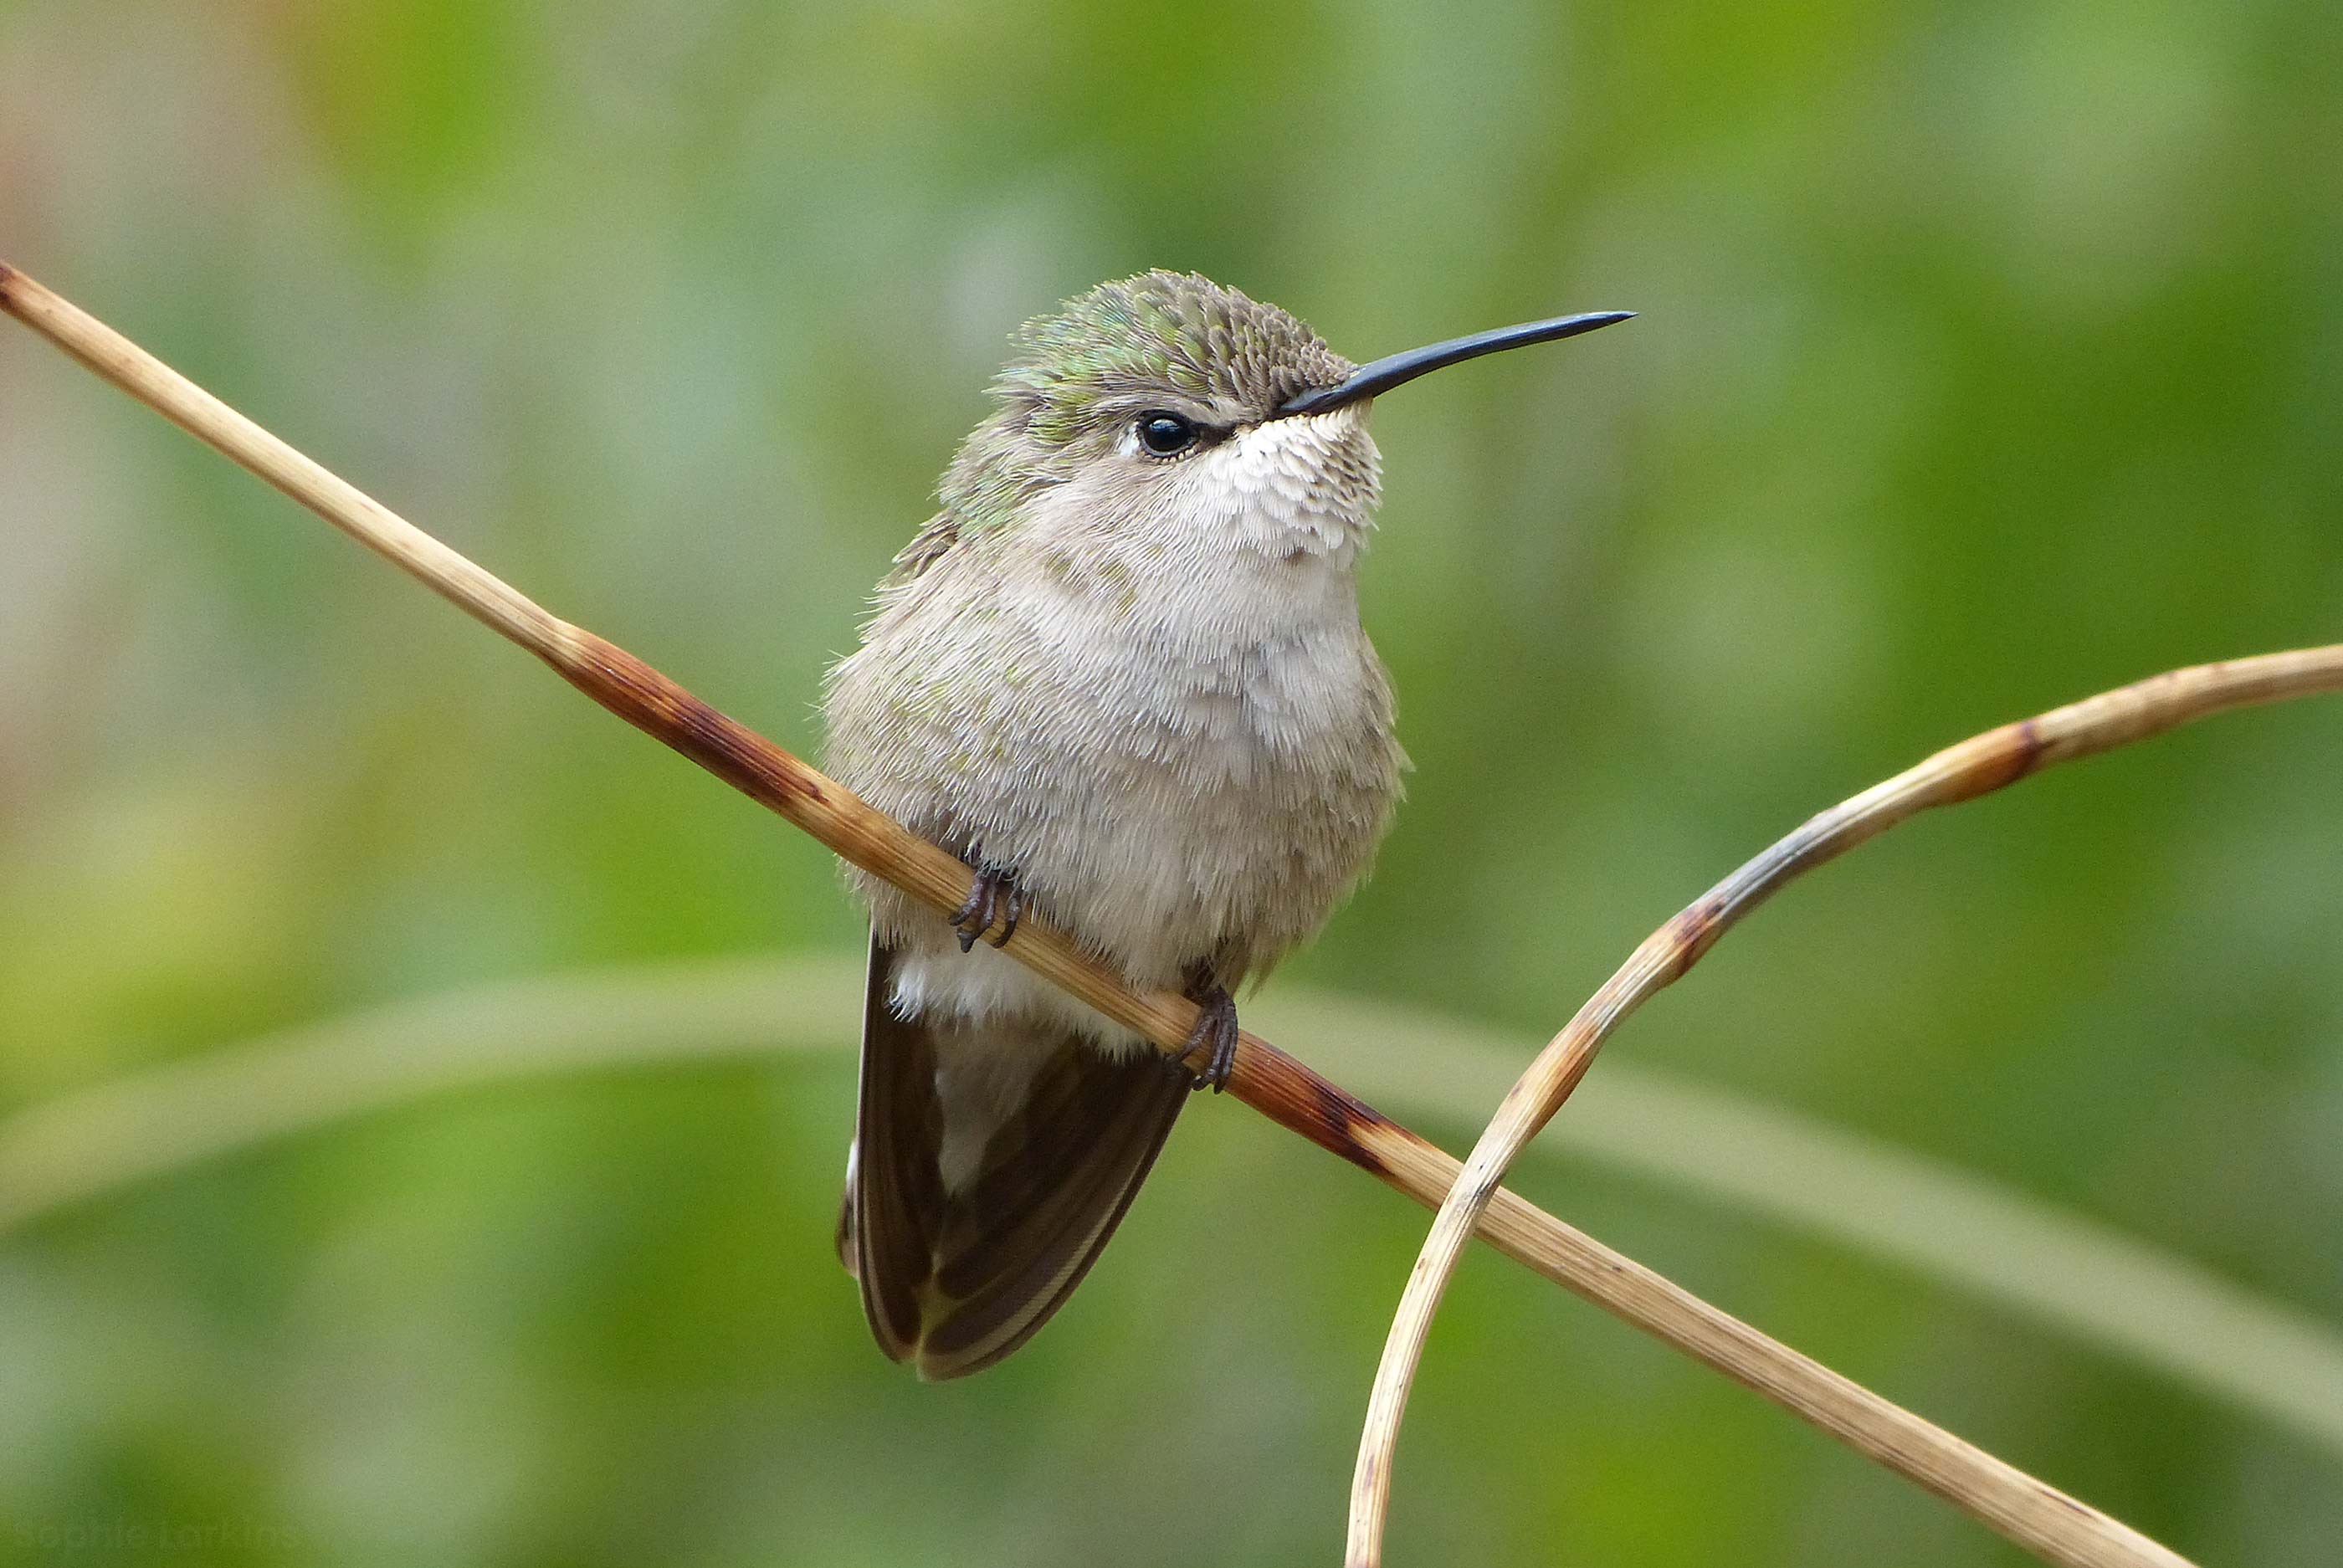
[824,271,1628,1377]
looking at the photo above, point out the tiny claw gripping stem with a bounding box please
[1180,981,1240,1093]
[990,880,1021,948]
[951,863,1021,951]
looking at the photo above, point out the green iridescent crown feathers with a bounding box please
[999,270,1351,438]
[935,272,1353,535]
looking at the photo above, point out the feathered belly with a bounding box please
[833,617,1402,1053]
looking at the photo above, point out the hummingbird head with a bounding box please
[940,270,1630,562]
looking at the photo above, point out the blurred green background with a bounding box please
[2,0,2339,1563]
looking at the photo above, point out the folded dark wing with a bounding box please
[843,936,1188,1380]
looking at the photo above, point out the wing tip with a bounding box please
[849,941,1189,1381]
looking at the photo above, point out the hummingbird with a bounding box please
[823,271,1629,1378]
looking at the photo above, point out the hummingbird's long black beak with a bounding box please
[1275,310,1635,418]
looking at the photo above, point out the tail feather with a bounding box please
[843,935,1188,1380]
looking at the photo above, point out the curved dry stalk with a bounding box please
[1349,643,2343,1566]
[3,258,2199,1568]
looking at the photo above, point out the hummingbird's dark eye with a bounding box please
[1136,411,1200,457]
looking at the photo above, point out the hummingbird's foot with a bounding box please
[1179,971,1240,1093]
[950,863,1023,952]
